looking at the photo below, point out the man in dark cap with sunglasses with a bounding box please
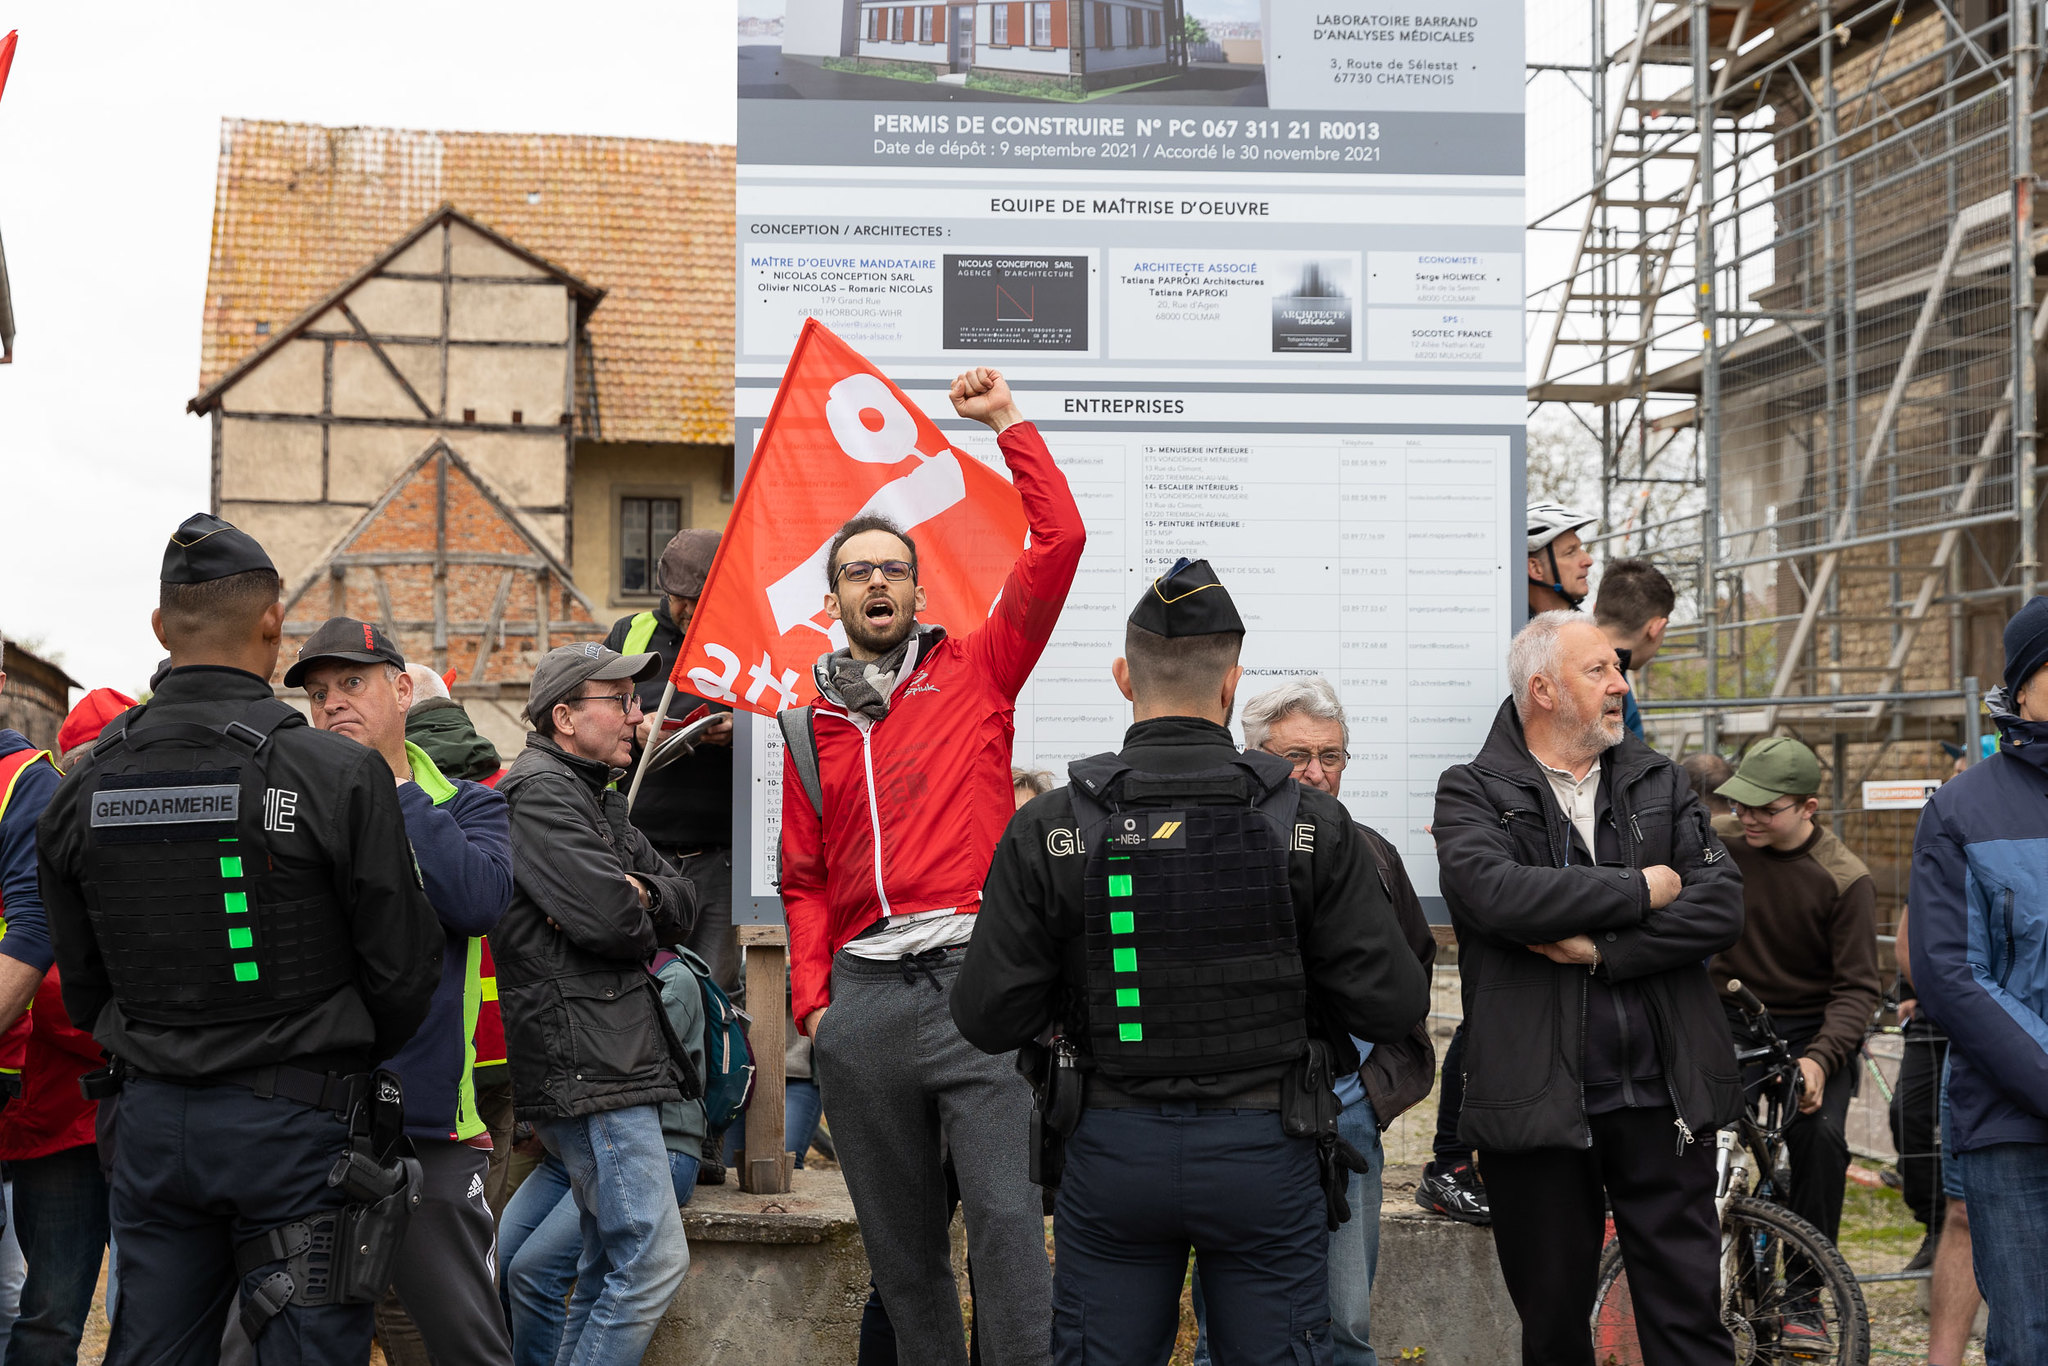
[954,557,1429,1366]
[39,513,441,1362]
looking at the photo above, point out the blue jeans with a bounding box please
[786,1080,823,1169]
[5,1144,110,1366]
[528,1107,691,1366]
[1192,1098,1382,1366]
[501,1147,700,1366]
[1954,1143,2048,1366]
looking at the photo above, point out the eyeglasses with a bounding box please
[1276,749,1349,772]
[1731,799,1800,820]
[837,559,914,585]
[566,692,639,714]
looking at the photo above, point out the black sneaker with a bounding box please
[1903,1228,1940,1272]
[1414,1160,1491,1225]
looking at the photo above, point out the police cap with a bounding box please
[161,512,275,584]
[1128,557,1245,638]
[526,643,662,724]
[283,617,408,689]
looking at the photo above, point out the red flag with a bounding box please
[674,318,1027,717]
[0,33,17,108]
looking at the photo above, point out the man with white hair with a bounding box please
[1432,611,1744,1366]
[1228,675,1438,1366]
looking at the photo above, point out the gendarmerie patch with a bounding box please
[1107,811,1187,851]
[90,770,240,842]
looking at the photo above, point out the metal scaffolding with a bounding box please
[1528,0,2044,770]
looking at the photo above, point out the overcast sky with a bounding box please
[0,0,1607,699]
[0,3,741,696]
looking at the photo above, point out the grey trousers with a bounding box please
[672,847,740,1000]
[813,948,1051,1366]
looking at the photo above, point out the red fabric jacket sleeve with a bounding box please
[780,745,833,1030]
[963,422,1086,701]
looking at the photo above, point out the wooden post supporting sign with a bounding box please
[737,923,793,1194]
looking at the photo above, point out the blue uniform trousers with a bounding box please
[1052,1103,1331,1366]
[105,1077,371,1366]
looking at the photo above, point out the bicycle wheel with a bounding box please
[1589,1195,1869,1365]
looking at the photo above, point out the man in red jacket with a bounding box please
[781,366,1083,1366]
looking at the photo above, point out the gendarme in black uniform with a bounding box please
[38,513,440,1364]
[953,559,1430,1366]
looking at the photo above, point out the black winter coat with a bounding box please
[495,735,699,1121]
[1432,699,1745,1152]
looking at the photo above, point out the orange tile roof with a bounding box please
[198,118,734,445]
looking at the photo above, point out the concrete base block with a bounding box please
[647,1168,870,1365]
[1372,1169,1521,1364]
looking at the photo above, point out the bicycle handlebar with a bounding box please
[1725,978,1768,1019]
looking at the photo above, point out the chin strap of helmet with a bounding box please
[1531,544,1586,609]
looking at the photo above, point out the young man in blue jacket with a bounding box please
[290,618,515,1366]
[1911,596,2048,1362]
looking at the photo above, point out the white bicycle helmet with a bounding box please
[1526,501,1599,553]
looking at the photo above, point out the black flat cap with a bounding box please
[1129,557,1245,637]
[284,617,407,689]
[162,512,275,584]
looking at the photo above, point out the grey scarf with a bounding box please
[814,627,945,722]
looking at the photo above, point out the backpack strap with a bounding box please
[777,706,824,819]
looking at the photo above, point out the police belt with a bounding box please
[126,1064,365,1118]
[1082,1076,1283,1112]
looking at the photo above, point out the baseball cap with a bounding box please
[1715,736,1822,807]
[284,617,407,689]
[526,642,661,724]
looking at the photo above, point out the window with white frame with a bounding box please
[1032,0,1051,44]
[992,3,1008,43]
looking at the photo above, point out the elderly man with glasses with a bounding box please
[1708,736,1880,1346]
[493,643,700,1365]
[1192,676,1439,1366]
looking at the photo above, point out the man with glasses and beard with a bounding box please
[779,367,1083,1366]
[1708,737,1880,1348]
[1432,611,1744,1366]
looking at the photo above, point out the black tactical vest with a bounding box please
[1065,751,1309,1079]
[82,699,356,1027]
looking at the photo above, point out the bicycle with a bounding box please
[1589,980,1870,1364]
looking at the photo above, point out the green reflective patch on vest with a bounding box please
[220,856,243,878]
[622,611,660,659]
[1116,987,1140,1008]
[1109,910,1134,934]
[1119,1022,1143,1042]
[227,927,253,950]
[233,962,260,982]
[1107,875,1133,898]
[223,892,248,914]
[1112,947,1137,973]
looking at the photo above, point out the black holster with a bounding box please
[1281,1040,1373,1231]
[1018,1034,1082,1196]
[234,1069,422,1341]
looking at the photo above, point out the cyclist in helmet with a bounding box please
[1527,502,1598,614]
